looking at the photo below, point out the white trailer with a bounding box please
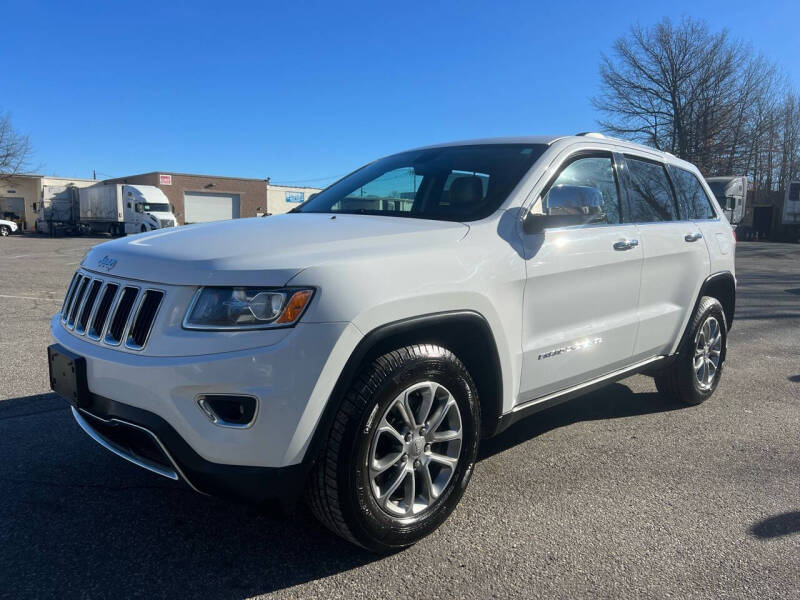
[79,184,163,235]
[782,181,800,242]
[782,182,800,225]
[35,185,81,235]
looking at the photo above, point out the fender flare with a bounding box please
[301,310,504,465]
[677,271,736,353]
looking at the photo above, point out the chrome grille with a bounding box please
[128,291,164,349]
[67,277,89,327]
[76,280,101,334]
[88,283,118,340]
[60,271,164,351]
[105,287,138,345]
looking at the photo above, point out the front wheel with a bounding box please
[307,344,480,552]
[0,225,9,237]
[655,296,727,405]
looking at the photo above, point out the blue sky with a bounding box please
[4,0,799,185]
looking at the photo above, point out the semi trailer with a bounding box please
[36,183,174,236]
[781,181,800,242]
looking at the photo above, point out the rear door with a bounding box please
[621,154,710,358]
[669,165,733,276]
[519,150,643,401]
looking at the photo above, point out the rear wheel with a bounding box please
[307,344,480,552]
[655,296,727,405]
[0,225,10,237]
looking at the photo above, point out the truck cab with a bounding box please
[705,176,747,225]
[136,187,179,228]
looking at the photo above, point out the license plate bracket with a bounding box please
[48,344,90,408]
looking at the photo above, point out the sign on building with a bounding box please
[285,191,304,203]
[159,174,173,186]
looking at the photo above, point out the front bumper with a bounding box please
[68,398,309,502]
[51,315,362,471]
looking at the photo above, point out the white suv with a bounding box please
[48,134,735,551]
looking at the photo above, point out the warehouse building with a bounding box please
[2,171,323,230]
[1,175,97,231]
[739,187,799,241]
[105,172,269,225]
[266,184,322,215]
[104,174,322,223]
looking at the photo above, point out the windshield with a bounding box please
[707,181,727,202]
[143,202,170,212]
[295,144,547,221]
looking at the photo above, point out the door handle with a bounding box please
[613,239,639,251]
[684,232,703,242]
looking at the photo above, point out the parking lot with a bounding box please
[0,234,798,599]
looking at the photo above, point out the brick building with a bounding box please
[105,172,269,225]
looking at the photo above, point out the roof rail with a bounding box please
[575,132,606,139]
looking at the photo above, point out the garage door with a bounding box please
[184,192,241,223]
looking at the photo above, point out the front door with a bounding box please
[519,151,642,402]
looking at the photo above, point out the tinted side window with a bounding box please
[625,157,679,222]
[544,155,621,224]
[670,167,717,220]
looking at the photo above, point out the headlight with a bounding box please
[183,287,314,330]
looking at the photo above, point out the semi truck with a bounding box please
[782,181,800,242]
[36,183,174,236]
[705,176,747,225]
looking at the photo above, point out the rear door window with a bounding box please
[669,167,718,220]
[624,157,680,222]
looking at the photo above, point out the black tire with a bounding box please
[655,296,727,405]
[0,225,9,237]
[307,344,480,552]
[141,225,147,232]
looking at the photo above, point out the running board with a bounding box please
[495,355,669,434]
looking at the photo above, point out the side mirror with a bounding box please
[523,185,606,234]
[32,202,38,212]
[170,204,175,213]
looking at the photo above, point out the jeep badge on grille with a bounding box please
[97,255,117,272]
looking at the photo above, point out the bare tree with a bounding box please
[593,17,799,193]
[0,112,34,180]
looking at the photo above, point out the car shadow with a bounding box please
[0,384,681,598]
[479,383,682,461]
[0,393,377,599]
[749,511,800,539]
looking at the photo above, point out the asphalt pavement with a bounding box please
[0,235,798,599]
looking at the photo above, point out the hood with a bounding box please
[81,213,469,286]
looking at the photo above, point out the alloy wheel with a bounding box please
[368,381,463,517]
[694,315,722,390]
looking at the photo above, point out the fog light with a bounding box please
[197,394,258,428]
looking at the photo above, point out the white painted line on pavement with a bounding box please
[0,294,61,302]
